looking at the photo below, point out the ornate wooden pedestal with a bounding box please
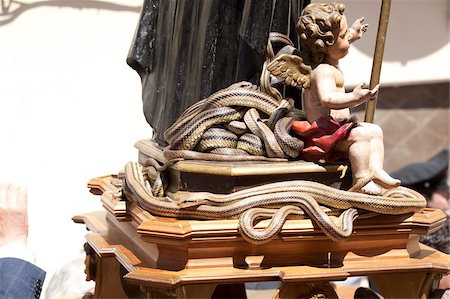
[74,140,450,298]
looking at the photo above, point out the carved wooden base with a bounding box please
[76,213,449,298]
[74,175,450,299]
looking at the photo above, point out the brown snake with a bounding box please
[274,116,304,158]
[122,161,426,244]
[244,108,285,158]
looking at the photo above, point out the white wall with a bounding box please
[0,1,149,297]
[0,0,448,298]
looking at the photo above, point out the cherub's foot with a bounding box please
[360,180,383,195]
[349,174,383,195]
[372,168,401,189]
[349,168,400,195]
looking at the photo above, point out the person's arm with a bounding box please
[0,257,45,299]
[0,184,46,299]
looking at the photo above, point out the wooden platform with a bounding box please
[75,173,450,298]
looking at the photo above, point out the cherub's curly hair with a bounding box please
[296,2,345,67]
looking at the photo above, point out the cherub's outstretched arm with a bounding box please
[348,17,368,43]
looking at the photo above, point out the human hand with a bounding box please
[352,83,379,103]
[349,17,368,42]
[0,184,28,248]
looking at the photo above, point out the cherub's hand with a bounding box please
[352,83,379,103]
[349,17,368,42]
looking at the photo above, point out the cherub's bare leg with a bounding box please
[348,144,383,195]
[336,128,382,195]
[360,123,401,189]
[371,156,401,189]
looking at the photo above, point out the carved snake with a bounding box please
[164,83,280,144]
[122,161,426,244]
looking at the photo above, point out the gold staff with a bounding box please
[364,0,391,123]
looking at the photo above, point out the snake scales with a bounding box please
[120,33,426,244]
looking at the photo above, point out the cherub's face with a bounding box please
[325,16,351,62]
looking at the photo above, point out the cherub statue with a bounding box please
[268,2,400,194]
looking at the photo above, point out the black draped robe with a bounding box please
[127,0,310,145]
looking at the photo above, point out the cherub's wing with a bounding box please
[267,54,311,89]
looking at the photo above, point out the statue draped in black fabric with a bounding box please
[127,0,311,145]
